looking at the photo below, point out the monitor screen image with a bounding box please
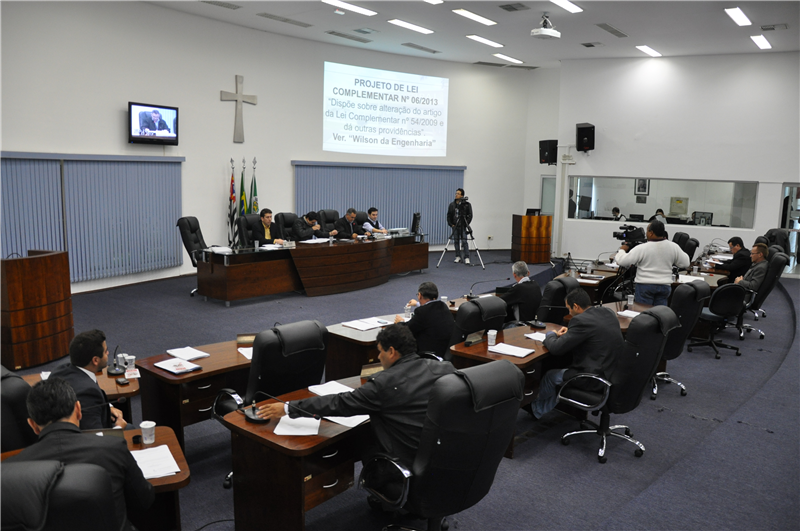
[692,212,713,226]
[129,102,178,146]
[411,212,422,234]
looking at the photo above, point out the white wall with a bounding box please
[1,2,534,292]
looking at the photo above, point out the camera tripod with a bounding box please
[437,205,485,269]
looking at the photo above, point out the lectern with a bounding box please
[1,250,74,369]
[511,214,552,264]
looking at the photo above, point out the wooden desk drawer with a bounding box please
[522,362,541,405]
[303,459,355,511]
[179,395,216,426]
[303,441,358,477]
[180,373,230,401]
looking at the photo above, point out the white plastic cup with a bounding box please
[124,355,136,367]
[140,421,156,444]
[692,265,699,275]
[586,264,593,274]
[440,296,448,304]
[487,330,497,346]
[627,294,635,306]
[404,305,412,320]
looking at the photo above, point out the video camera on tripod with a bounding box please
[613,224,646,250]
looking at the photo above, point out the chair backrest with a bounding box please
[684,238,700,262]
[176,216,208,267]
[1,366,37,453]
[275,212,298,241]
[608,306,679,415]
[764,228,789,254]
[319,209,340,233]
[138,110,150,131]
[355,211,368,226]
[672,231,690,250]
[236,213,260,247]
[2,461,120,531]
[708,283,748,319]
[749,252,788,310]
[449,297,507,347]
[405,360,524,519]
[768,245,785,259]
[754,235,769,247]
[663,281,710,361]
[537,277,581,324]
[244,320,328,403]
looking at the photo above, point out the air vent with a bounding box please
[595,23,628,38]
[499,3,530,12]
[256,13,312,28]
[474,61,536,70]
[761,23,789,31]
[201,1,242,10]
[325,31,372,43]
[474,61,506,67]
[507,65,538,71]
[402,43,441,54]
[353,28,379,35]
[581,42,605,48]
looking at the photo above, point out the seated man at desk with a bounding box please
[252,208,285,246]
[334,208,370,240]
[257,324,455,468]
[394,281,454,358]
[50,329,127,430]
[612,207,627,222]
[363,207,388,235]
[498,261,542,323]
[141,109,170,134]
[735,243,769,292]
[6,378,154,530]
[292,211,338,241]
[714,237,751,285]
[530,289,623,420]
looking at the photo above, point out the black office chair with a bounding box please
[2,461,121,531]
[764,228,789,254]
[754,235,769,247]
[319,209,340,233]
[275,212,298,241]
[537,277,580,325]
[672,231,690,251]
[359,360,524,531]
[355,210,369,227]
[176,216,208,296]
[235,213,260,248]
[1,365,37,453]
[684,237,700,262]
[739,251,789,336]
[502,280,543,328]
[558,306,679,463]
[651,281,710,399]
[687,284,748,358]
[448,297,507,356]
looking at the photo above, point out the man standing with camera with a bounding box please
[447,188,472,265]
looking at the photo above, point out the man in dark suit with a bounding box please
[140,109,170,134]
[6,377,154,530]
[50,329,126,430]
[498,261,542,323]
[447,188,473,264]
[715,236,752,285]
[251,208,285,246]
[530,288,623,419]
[334,208,370,240]
[394,281,455,358]
[292,211,338,241]
[735,243,769,292]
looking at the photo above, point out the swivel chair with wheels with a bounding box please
[558,306,679,463]
[739,251,789,337]
[448,297,507,356]
[176,216,208,296]
[687,283,748,358]
[537,277,580,325]
[319,209,340,233]
[235,213,260,248]
[1,365,37,452]
[275,212,298,241]
[359,360,524,531]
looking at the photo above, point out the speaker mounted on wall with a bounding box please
[576,123,595,152]
[539,139,557,165]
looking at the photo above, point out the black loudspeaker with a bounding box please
[576,123,595,152]
[539,139,557,165]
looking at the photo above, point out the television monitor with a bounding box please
[410,212,421,235]
[578,195,592,212]
[129,102,178,146]
[692,212,713,226]
[628,214,645,222]
[525,208,541,216]
[669,196,689,216]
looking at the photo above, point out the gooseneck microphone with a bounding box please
[107,345,125,376]
[243,390,321,424]
[466,278,510,300]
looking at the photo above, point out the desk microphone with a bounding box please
[243,391,321,424]
[466,278,510,300]
[81,397,127,411]
[107,345,125,376]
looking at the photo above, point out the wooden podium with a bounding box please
[511,214,552,264]
[1,250,74,369]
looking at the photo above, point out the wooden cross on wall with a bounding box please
[220,75,257,143]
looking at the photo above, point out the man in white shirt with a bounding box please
[363,207,388,234]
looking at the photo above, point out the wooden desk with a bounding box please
[556,269,619,303]
[22,367,140,424]
[601,301,655,331]
[325,316,397,381]
[220,376,368,531]
[136,341,250,449]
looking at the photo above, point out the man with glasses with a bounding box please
[734,243,769,292]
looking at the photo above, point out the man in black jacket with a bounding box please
[334,208,370,240]
[291,211,338,241]
[251,208,285,246]
[447,188,473,264]
[394,281,454,358]
[530,289,623,419]
[715,236,751,285]
[499,261,542,323]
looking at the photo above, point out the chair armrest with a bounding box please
[557,374,611,411]
[358,454,412,511]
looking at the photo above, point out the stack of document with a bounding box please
[678,275,704,284]
[166,347,210,361]
[524,332,547,342]
[617,310,640,318]
[487,343,534,358]
[154,358,201,375]
[130,445,181,479]
[341,317,391,331]
[208,246,232,254]
[309,380,370,428]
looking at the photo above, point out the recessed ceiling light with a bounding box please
[423,0,444,4]
[724,7,752,26]
[750,35,772,49]
[493,53,523,64]
[550,0,583,14]
[636,45,662,57]
[321,0,376,17]
[388,19,434,34]
[452,8,497,26]
[466,35,504,48]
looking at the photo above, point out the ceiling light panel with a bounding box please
[321,0,377,17]
[750,35,772,49]
[466,35,503,48]
[724,7,752,26]
[388,19,434,34]
[636,45,662,57]
[493,53,523,64]
[423,0,444,4]
[550,0,583,14]
[452,9,497,26]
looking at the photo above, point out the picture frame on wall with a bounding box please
[634,178,650,196]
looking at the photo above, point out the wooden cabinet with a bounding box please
[511,215,552,264]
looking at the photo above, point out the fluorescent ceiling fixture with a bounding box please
[388,19,434,34]
[423,0,444,4]
[452,8,497,26]
[750,35,772,49]
[466,35,503,48]
[493,53,523,64]
[724,7,752,26]
[321,0,376,17]
[550,0,583,14]
[636,45,662,57]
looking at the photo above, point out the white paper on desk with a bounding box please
[617,310,640,318]
[325,414,369,428]
[209,246,233,254]
[341,317,388,331]
[706,259,722,265]
[166,347,210,361]
[260,244,283,250]
[130,445,180,479]
[274,416,320,436]
[579,279,600,285]
[125,368,140,379]
[40,371,51,380]
[487,343,534,358]
[309,381,354,396]
[298,239,331,244]
[524,332,547,341]
[238,347,253,360]
[678,275,705,284]
[711,254,733,261]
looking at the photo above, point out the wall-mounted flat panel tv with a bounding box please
[129,102,178,146]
